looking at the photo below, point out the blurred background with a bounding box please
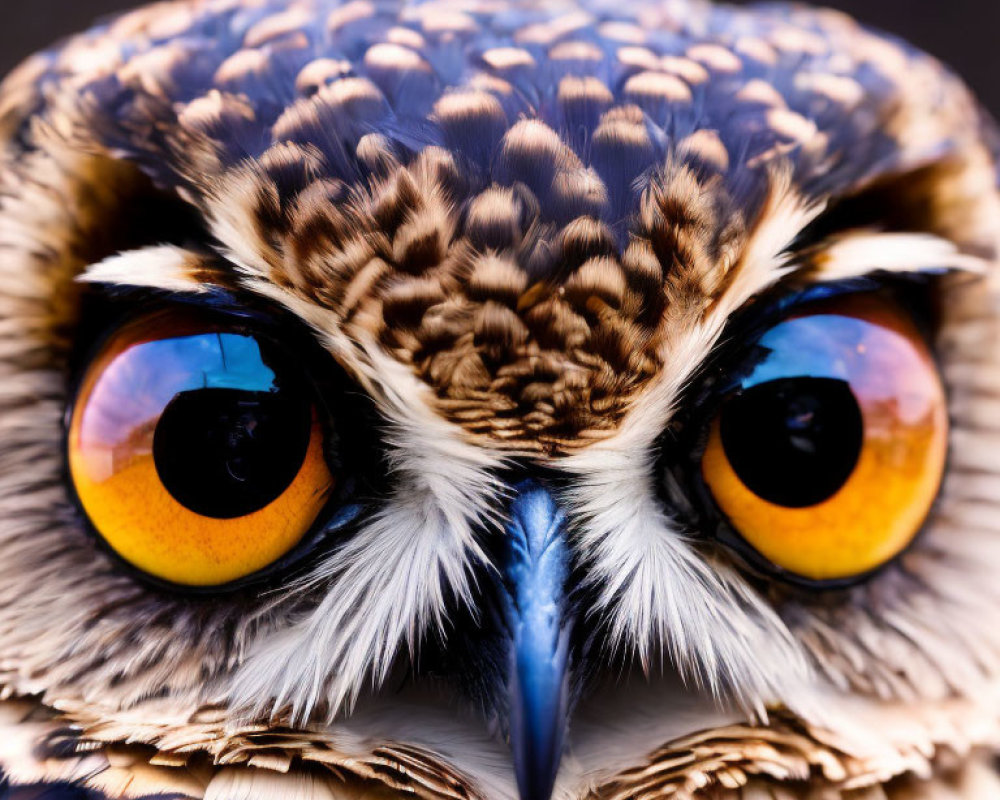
[2,0,998,115]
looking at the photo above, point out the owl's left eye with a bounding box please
[68,308,343,589]
[698,291,948,585]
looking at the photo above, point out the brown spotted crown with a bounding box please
[3,0,973,454]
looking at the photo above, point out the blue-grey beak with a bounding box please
[497,480,573,800]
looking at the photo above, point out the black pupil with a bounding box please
[153,385,313,519]
[719,377,864,508]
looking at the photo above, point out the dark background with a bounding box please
[2,0,998,115]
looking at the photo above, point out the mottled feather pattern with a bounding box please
[2,0,963,453]
[0,0,999,799]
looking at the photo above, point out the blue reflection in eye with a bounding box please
[92,333,278,451]
[743,314,871,389]
[142,333,277,393]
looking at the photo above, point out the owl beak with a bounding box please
[498,480,573,800]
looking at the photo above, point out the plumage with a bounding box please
[1,0,999,798]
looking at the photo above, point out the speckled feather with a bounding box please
[1,0,980,453]
[1,1,1000,799]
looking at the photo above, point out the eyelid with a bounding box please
[70,284,313,365]
[742,274,934,331]
[700,276,937,392]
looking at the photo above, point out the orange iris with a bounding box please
[701,294,948,582]
[68,310,336,587]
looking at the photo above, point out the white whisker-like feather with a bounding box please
[560,172,823,713]
[231,346,505,722]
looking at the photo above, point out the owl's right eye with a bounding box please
[698,291,949,585]
[68,308,342,589]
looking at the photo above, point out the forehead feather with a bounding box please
[8,0,984,454]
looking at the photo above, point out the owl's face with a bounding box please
[2,1,1000,798]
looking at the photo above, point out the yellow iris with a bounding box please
[68,311,335,587]
[701,294,948,582]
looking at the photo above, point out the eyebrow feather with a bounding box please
[79,245,224,294]
[793,231,989,282]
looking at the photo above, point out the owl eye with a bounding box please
[68,308,339,588]
[699,292,948,584]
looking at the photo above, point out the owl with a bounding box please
[1,0,999,798]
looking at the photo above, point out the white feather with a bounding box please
[559,173,822,713]
[230,344,505,722]
[80,245,212,293]
[807,231,988,281]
